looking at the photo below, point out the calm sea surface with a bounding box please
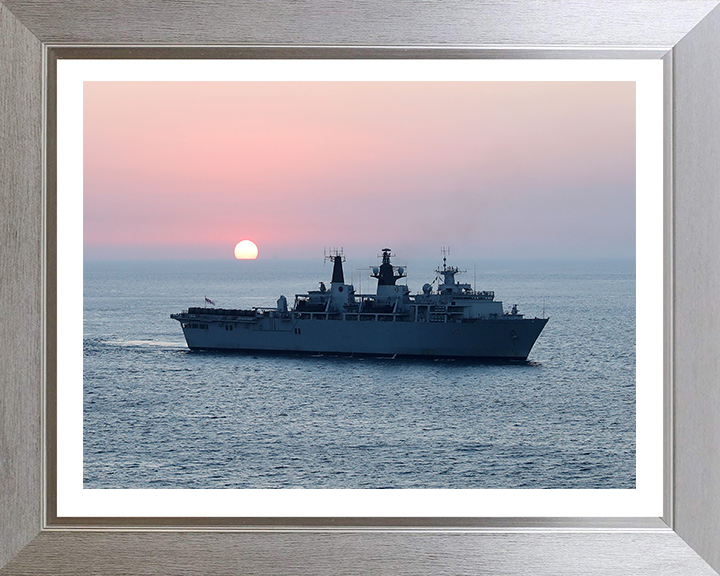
[84,258,635,489]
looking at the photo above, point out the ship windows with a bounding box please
[191,323,198,329]
[225,325,234,331]
[294,328,302,335]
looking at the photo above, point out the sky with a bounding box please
[84,81,635,261]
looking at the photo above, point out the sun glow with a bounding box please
[234,240,259,260]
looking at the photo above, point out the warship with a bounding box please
[170,248,548,360]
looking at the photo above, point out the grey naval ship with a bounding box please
[171,248,548,360]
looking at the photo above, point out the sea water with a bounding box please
[83,258,635,489]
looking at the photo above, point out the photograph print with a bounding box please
[83,78,636,490]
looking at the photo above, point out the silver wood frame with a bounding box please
[2,2,720,574]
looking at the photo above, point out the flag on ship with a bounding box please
[205,297,215,306]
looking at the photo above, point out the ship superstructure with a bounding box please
[171,248,548,360]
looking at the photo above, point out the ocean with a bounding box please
[83,257,635,489]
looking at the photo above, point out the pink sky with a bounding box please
[84,81,635,260]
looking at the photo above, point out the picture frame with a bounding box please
[2,1,720,574]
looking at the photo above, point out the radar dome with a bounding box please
[397,267,404,276]
[422,283,432,294]
[372,267,379,275]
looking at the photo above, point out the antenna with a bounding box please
[441,246,449,271]
[324,247,345,263]
[474,263,476,292]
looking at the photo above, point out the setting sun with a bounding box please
[234,240,259,260]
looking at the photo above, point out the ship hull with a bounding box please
[177,316,548,360]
